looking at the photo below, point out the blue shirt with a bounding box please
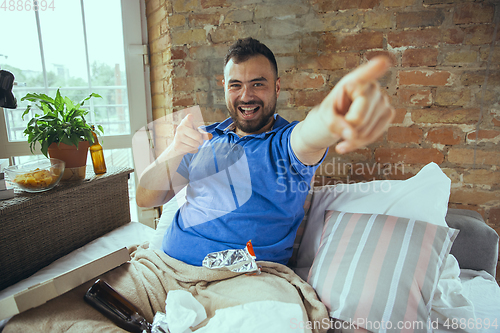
[162,114,325,266]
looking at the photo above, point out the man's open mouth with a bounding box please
[237,104,261,118]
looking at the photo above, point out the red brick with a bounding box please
[300,34,320,53]
[399,70,451,86]
[464,25,495,46]
[295,90,330,107]
[171,47,187,60]
[312,0,379,12]
[298,53,360,71]
[281,72,327,90]
[467,130,500,140]
[396,10,445,29]
[322,32,384,52]
[450,188,500,206]
[173,93,195,107]
[443,28,465,45]
[188,13,221,27]
[426,127,463,145]
[489,207,500,226]
[201,0,230,9]
[448,148,500,166]
[461,71,500,86]
[435,88,471,107]
[464,169,500,186]
[402,48,438,67]
[375,148,444,165]
[493,117,500,127]
[391,108,407,124]
[398,88,432,106]
[412,108,480,124]
[387,127,423,143]
[442,50,478,65]
[173,77,195,91]
[388,28,440,48]
[184,61,205,76]
[453,3,495,25]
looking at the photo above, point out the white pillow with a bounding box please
[149,187,187,250]
[295,162,451,272]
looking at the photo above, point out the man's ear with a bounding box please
[275,77,281,98]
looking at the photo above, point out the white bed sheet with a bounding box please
[434,270,500,333]
[0,222,155,329]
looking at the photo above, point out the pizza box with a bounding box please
[0,246,130,320]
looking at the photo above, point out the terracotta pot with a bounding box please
[48,141,90,168]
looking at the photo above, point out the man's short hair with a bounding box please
[224,37,278,78]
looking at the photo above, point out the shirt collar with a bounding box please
[214,114,289,137]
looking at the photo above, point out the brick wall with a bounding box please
[145,0,499,277]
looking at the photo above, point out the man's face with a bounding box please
[223,54,281,136]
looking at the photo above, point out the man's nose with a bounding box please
[240,84,254,101]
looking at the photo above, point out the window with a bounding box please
[0,0,152,225]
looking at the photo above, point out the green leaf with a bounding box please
[54,89,64,112]
[79,92,102,106]
[22,105,32,120]
[64,96,75,112]
[21,92,55,105]
[82,128,94,144]
[21,89,102,154]
[41,140,50,158]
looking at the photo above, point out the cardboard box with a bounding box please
[0,247,130,320]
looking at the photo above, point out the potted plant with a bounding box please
[21,89,104,178]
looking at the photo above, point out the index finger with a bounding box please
[344,56,392,84]
[180,114,197,129]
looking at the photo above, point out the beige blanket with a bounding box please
[4,245,329,333]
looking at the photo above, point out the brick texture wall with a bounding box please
[145,0,500,278]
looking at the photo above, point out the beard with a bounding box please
[227,95,277,135]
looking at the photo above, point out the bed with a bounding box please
[1,162,499,333]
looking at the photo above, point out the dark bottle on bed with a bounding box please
[84,279,152,333]
[90,126,107,175]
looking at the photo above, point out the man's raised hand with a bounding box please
[320,56,395,154]
[172,114,212,155]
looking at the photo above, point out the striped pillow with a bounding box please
[308,211,458,333]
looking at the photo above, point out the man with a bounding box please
[136,37,394,266]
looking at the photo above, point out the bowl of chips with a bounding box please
[4,158,65,193]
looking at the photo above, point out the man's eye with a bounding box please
[254,83,264,87]
[229,84,240,89]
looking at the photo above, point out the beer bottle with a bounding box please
[90,126,107,174]
[84,279,152,333]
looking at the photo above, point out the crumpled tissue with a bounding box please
[165,290,207,333]
[150,291,304,333]
[195,300,304,333]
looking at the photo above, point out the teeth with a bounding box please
[240,106,257,111]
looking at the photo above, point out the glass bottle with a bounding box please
[90,126,107,174]
[84,279,151,333]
